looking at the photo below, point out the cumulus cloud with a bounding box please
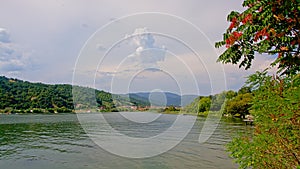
[0,28,30,74]
[126,27,166,68]
[221,54,278,90]
[96,43,106,51]
[0,28,10,43]
[144,67,162,72]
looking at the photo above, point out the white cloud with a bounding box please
[221,54,278,90]
[0,28,30,74]
[127,28,166,68]
[0,28,10,43]
[93,28,170,93]
[96,43,106,51]
[0,0,257,93]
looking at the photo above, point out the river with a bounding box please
[0,112,252,169]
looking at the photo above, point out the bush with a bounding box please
[227,74,300,168]
[225,93,253,118]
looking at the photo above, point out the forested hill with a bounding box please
[0,76,118,113]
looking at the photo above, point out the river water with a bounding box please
[0,112,252,169]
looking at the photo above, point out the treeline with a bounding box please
[0,76,121,113]
[0,75,254,116]
[184,86,253,118]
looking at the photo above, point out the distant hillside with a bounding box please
[0,76,198,113]
[0,76,119,113]
[127,92,198,107]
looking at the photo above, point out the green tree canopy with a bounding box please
[215,0,300,75]
[228,74,300,168]
[198,97,211,112]
[237,86,251,95]
[225,92,253,118]
[210,92,226,111]
[0,76,122,113]
[225,90,237,99]
[216,0,300,168]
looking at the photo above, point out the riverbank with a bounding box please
[0,107,74,114]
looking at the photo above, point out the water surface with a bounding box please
[0,112,251,169]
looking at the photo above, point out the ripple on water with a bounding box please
[0,113,248,169]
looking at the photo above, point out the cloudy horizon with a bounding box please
[0,0,276,95]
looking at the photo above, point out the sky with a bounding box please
[0,0,276,95]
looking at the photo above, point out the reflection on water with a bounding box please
[0,113,252,169]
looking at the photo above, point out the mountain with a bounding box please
[0,76,119,113]
[0,76,198,113]
[127,92,198,107]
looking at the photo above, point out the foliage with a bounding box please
[183,96,211,115]
[183,96,201,114]
[215,0,300,75]
[0,76,74,112]
[184,89,251,118]
[245,69,270,90]
[198,97,211,112]
[238,86,252,95]
[225,93,253,118]
[227,74,300,168]
[216,0,300,168]
[163,105,180,112]
[128,94,151,107]
[210,92,227,111]
[225,90,237,99]
[188,88,253,118]
[0,76,124,113]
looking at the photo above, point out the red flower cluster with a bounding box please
[254,28,270,42]
[286,18,294,23]
[233,32,243,38]
[242,14,252,24]
[229,17,237,30]
[290,40,297,46]
[226,31,243,48]
[229,13,253,30]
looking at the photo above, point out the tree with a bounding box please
[215,0,300,168]
[224,92,253,118]
[225,90,237,100]
[215,0,300,75]
[198,97,211,113]
[210,92,226,111]
[164,105,178,112]
[183,96,201,114]
[227,74,300,168]
[238,86,251,95]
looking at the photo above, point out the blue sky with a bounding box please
[0,0,276,95]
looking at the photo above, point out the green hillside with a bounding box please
[0,76,119,113]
